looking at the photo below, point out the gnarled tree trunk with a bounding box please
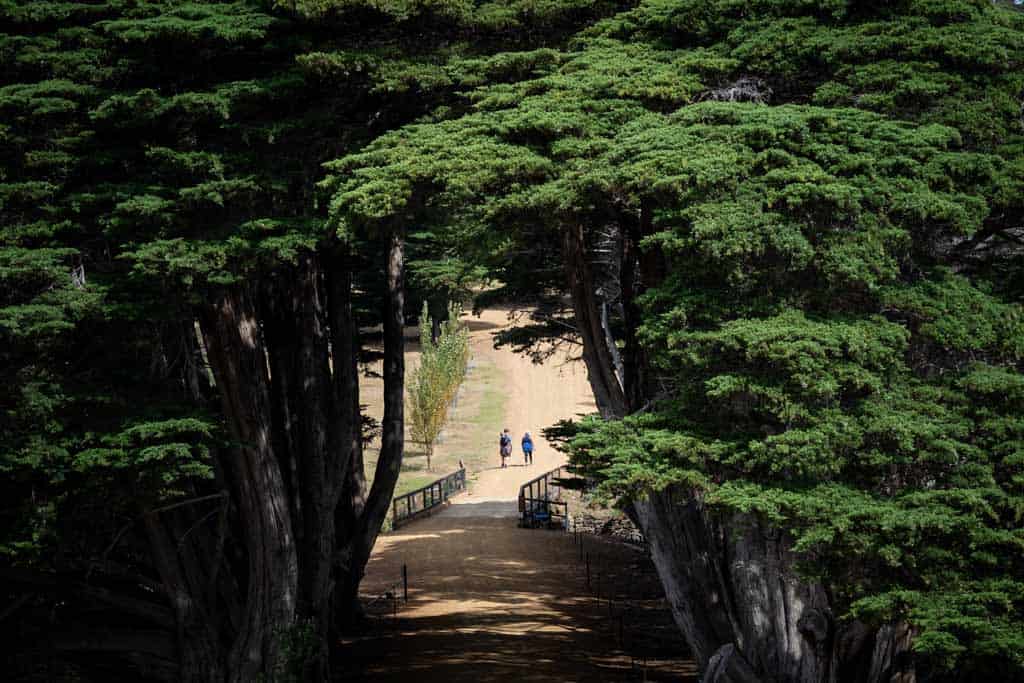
[563,222,628,418]
[261,251,355,681]
[633,485,916,683]
[184,241,406,678]
[143,509,227,682]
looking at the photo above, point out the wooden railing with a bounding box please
[518,466,568,529]
[392,467,466,528]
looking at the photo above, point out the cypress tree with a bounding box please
[328,1,1024,679]
[1,0,619,678]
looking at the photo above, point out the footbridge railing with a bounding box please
[518,466,568,529]
[392,467,466,528]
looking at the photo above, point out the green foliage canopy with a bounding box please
[328,0,1024,675]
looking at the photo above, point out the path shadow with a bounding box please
[463,317,503,333]
[476,463,532,473]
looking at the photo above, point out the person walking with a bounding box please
[499,428,512,468]
[521,432,534,465]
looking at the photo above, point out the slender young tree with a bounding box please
[409,301,471,470]
[1,0,614,677]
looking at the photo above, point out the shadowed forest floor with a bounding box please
[346,508,696,681]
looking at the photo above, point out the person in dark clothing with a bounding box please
[521,432,534,465]
[499,428,512,468]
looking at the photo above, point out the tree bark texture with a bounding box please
[199,285,298,683]
[562,222,628,418]
[143,510,227,682]
[632,485,915,683]
[328,246,371,632]
[373,231,407,551]
[618,200,662,412]
[261,251,356,680]
[197,240,403,673]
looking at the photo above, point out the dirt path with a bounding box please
[459,306,595,502]
[348,514,695,682]
[359,305,595,500]
[349,306,696,681]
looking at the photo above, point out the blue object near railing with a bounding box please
[518,466,568,529]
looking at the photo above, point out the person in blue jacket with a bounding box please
[521,432,534,465]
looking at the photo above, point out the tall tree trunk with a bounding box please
[562,222,628,418]
[261,252,357,681]
[291,255,341,681]
[198,286,298,683]
[325,246,360,510]
[618,201,659,413]
[336,231,406,622]
[370,230,406,555]
[326,246,368,634]
[262,278,303,558]
[333,453,368,629]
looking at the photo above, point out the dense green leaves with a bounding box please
[3,0,1023,676]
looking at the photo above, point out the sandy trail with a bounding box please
[458,306,595,502]
[357,305,595,498]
